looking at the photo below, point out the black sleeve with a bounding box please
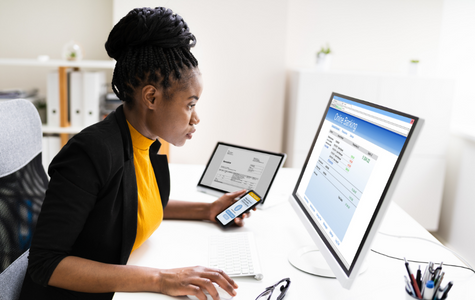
[27,132,113,287]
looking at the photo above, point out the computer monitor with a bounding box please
[288,92,423,289]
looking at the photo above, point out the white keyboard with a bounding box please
[208,232,263,280]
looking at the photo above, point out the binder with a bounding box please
[46,72,60,127]
[69,71,83,127]
[83,71,106,127]
[48,135,61,165]
[41,137,49,175]
[41,135,60,178]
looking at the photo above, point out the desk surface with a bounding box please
[114,164,474,300]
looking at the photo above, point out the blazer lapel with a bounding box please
[150,140,170,208]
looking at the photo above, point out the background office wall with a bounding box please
[439,134,475,271]
[0,0,112,97]
[284,0,443,74]
[435,0,475,268]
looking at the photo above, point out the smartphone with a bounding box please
[215,190,262,228]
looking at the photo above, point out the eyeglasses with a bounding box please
[255,278,291,300]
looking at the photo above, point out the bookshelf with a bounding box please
[0,58,169,157]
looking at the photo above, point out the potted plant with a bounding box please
[62,40,83,61]
[408,59,419,75]
[316,45,332,71]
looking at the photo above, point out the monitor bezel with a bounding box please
[197,141,287,205]
[289,92,422,288]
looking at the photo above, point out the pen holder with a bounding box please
[405,287,447,300]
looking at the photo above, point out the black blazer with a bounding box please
[20,105,170,300]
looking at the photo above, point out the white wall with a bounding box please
[285,0,444,74]
[113,0,288,165]
[435,0,475,267]
[436,0,475,131]
[0,0,112,97]
[438,134,475,267]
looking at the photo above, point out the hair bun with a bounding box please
[105,7,196,60]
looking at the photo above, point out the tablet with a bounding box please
[197,142,286,205]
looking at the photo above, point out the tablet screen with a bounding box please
[197,142,286,204]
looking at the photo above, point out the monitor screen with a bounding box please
[289,92,421,289]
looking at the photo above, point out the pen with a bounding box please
[416,265,422,290]
[432,272,444,300]
[436,286,445,300]
[439,281,453,299]
[432,262,442,281]
[436,287,444,300]
[405,258,422,299]
[421,263,430,296]
[428,262,434,275]
[405,275,415,297]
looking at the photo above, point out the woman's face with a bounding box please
[146,68,203,147]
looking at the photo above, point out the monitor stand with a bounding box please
[288,245,368,278]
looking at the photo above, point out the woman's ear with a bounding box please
[141,85,160,109]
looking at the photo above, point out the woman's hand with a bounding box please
[208,189,255,227]
[157,266,238,300]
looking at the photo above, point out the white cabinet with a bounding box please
[285,69,455,231]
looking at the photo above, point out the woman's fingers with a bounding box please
[157,266,237,299]
[187,278,217,300]
[208,189,246,222]
[194,268,237,299]
[225,189,247,200]
[210,189,259,227]
[234,213,248,227]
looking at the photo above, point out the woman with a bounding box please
[20,7,249,300]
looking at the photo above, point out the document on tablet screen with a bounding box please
[212,147,270,191]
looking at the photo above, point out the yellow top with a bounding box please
[127,121,163,252]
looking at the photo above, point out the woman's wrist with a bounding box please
[163,200,212,221]
[153,268,164,294]
[115,265,163,293]
[205,202,215,222]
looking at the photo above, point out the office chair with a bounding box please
[0,99,48,300]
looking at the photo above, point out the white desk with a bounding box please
[114,164,474,300]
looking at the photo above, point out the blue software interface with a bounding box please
[295,95,414,267]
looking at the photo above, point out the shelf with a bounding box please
[42,126,83,134]
[0,58,115,69]
[0,58,115,146]
[3,57,170,158]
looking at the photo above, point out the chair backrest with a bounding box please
[0,249,29,300]
[0,99,43,177]
[0,99,48,272]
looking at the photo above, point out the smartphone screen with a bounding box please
[215,191,261,227]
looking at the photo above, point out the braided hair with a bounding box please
[105,7,198,103]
